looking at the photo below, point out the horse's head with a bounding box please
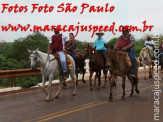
[106,45,116,60]
[90,47,97,56]
[84,44,91,58]
[142,47,150,60]
[88,47,97,63]
[28,48,39,71]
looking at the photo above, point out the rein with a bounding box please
[106,50,115,71]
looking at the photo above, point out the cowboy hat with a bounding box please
[122,26,129,32]
[146,35,151,38]
[96,31,104,35]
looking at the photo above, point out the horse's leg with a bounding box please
[144,64,146,80]
[70,71,77,96]
[40,75,48,96]
[45,75,53,101]
[62,80,67,89]
[103,69,108,88]
[55,76,62,99]
[135,67,140,94]
[135,76,140,94]
[109,75,115,102]
[127,75,134,97]
[149,64,152,78]
[82,69,86,84]
[76,71,78,86]
[94,73,97,87]
[108,74,112,84]
[98,71,101,88]
[89,70,94,91]
[122,76,126,100]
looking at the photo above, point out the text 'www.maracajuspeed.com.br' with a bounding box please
[0,21,154,37]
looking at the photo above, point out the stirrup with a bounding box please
[130,74,136,78]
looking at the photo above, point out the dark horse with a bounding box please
[65,49,86,85]
[75,51,86,85]
[106,45,140,101]
[84,45,108,90]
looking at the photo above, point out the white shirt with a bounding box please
[49,34,69,49]
[144,40,154,50]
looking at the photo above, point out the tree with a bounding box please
[0,32,48,88]
[106,37,118,46]
[6,32,49,62]
[76,40,88,53]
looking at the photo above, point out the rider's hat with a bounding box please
[96,31,104,36]
[122,26,129,32]
[146,35,151,39]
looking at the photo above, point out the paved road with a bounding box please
[0,71,162,122]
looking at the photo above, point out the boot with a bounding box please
[129,68,136,78]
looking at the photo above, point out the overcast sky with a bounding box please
[0,0,162,42]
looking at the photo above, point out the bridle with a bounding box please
[106,50,115,71]
[29,51,39,64]
[84,48,90,59]
[89,49,97,63]
[142,50,150,60]
[29,51,56,75]
[106,49,125,75]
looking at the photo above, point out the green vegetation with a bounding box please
[0,32,48,88]
[76,40,88,53]
[106,37,118,46]
[0,32,162,88]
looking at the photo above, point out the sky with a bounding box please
[0,0,163,42]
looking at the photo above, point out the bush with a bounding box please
[16,76,41,88]
[0,32,48,88]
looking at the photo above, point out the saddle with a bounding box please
[52,51,72,70]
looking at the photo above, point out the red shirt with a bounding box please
[160,44,163,50]
[51,34,63,52]
[116,34,131,50]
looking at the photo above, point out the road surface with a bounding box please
[0,71,162,122]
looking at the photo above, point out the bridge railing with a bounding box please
[0,60,90,87]
[0,68,41,87]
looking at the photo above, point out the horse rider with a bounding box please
[65,33,76,60]
[48,27,69,80]
[144,35,155,52]
[93,31,108,69]
[145,35,155,59]
[115,26,137,77]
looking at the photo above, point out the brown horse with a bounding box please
[106,46,140,101]
[65,49,86,85]
[75,51,86,85]
[65,40,87,85]
[84,45,108,90]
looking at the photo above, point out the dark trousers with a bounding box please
[71,51,76,60]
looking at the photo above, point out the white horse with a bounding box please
[139,47,153,79]
[28,49,77,101]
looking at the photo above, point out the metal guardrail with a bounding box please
[0,68,41,87]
